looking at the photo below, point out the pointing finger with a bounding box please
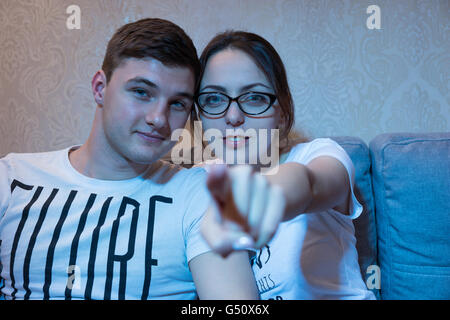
[248,173,268,238]
[229,165,253,218]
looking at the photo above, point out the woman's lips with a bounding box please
[223,135,249,149]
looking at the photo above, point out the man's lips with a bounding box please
[136,131,166,142]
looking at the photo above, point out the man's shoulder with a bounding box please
[145,161,208,205]
[2,148,68,162]
[153,159,207,184]
[0,148,70,179]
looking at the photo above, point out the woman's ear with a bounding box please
[276,107,287,133]
[92,70,107,107]
[278,110,292,147]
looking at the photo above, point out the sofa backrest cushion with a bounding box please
[331,136,379,299]
[370,132,450,300]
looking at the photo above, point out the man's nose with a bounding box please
[145,101,169,130]
[225,101,245,127]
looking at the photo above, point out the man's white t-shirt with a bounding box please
[252,138,375,300]
[0,147,211,300]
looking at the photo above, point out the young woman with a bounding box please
[193,31,375,300]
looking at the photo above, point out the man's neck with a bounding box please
[68,142,150,181]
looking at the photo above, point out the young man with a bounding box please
[0,18,259,300]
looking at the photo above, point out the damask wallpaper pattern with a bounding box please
[0,0,448,157]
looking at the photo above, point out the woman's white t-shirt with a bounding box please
[252,138,374,300]
[201,138,375,300]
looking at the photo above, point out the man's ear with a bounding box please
[92,70,107,106]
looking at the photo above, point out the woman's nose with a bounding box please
[225,101,245,127]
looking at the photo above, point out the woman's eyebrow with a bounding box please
[199,84,226,92]
[199,82,272,93]
[240,83,272,92]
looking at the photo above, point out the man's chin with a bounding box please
[128,145,173,165]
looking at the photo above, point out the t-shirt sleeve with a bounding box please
[0,155,12,220]
[285,138,363,219]
[182,168,213,263]
[0,155,12,284]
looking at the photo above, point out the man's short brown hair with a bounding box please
[102,18,200,83]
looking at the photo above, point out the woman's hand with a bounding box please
[201,164,286,257]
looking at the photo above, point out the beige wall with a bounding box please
[0,0,449,157]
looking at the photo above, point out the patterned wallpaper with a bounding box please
[0,0,449,157]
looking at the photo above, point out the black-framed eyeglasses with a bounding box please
[196,91,277,116]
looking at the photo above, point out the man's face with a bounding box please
[97,57,195,165]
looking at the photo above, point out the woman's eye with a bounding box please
[205,94,224,105]
[247,95,264,101]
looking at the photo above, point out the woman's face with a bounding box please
[197,48,282,166]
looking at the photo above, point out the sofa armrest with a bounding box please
[370,132,450,300]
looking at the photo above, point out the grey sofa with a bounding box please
[333,132,450,300]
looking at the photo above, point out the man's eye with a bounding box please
[132,88,149,99]
[171,101,189,111]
